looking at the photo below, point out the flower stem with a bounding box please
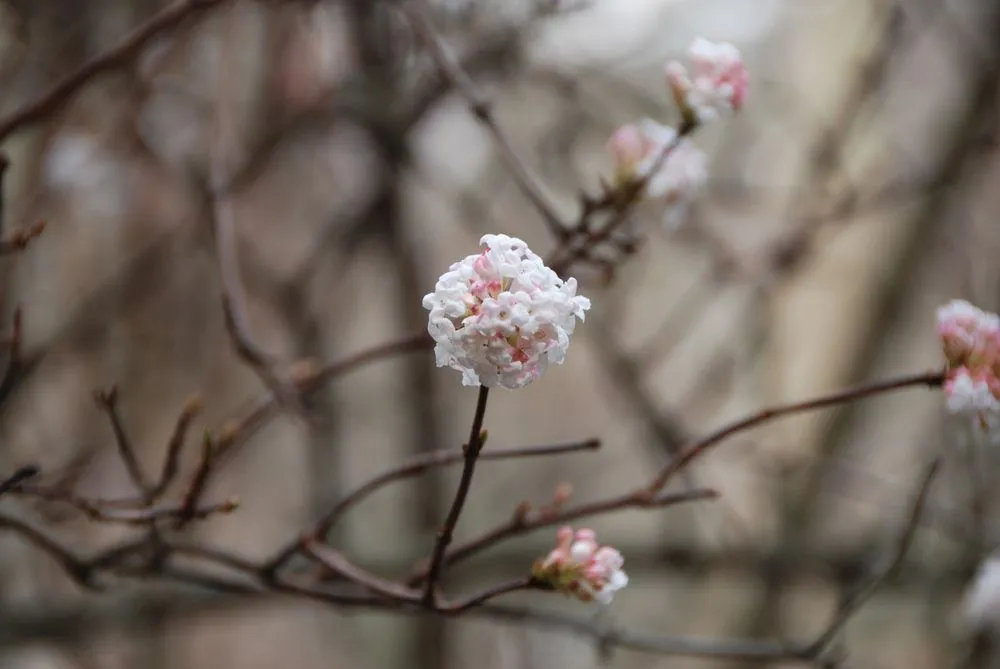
[422,385,491,606]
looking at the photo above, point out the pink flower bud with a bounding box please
[608,125,647,179]
[532,526,628,605]
[936,300,1000,439]
[666,38,748,124]
[605,119,708,229]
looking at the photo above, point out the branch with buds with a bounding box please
[0,1,988,665]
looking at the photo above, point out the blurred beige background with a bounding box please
[0,0,999,667]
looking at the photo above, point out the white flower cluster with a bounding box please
[422,234,591,390]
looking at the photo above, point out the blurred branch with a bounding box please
[407,487,718,587]
[0,220,45,256]
[0,464,38,496]
[647,370,946,493]
[93,387,153,497]
[0,0,233,143]
[0,306,25,405]
[263,438,601,577]
[805,457,941,656]
[209,5,308,420]
[403,0,567,239]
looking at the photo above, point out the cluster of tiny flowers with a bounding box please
[422,234,591,390]
[665,38,749,124]
[531,526,628,605]
[607,119,709,230]
[605,39,746,230]
[936,300,1000,430]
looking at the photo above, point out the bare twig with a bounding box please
[804,457,941,656]
[173,434,217,530]
[207,8,307,420]
[303,540,420,602]
[79,498,238,527]
[149,394,203,500]
[93,387,153,496]
[441,577,543,614]
[403,0,567,239]
[409,487,716,586]
[422,385,491,606]
[206,333,435,490]
[263,438,601,578]
[646,370,946,493]
[0,220,45,255]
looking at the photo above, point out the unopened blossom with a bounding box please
[665,38,748,124]
[606,118,708,229]
[422,234,590,389]
[532,526,628,604]
[937,299,1000,370]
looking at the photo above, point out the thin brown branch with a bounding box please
[16,483,238,526]
[403,0,567,240]
[207,3,309,422]
[93,387,153,496]
[0,464,39,496]
[0,0,232,143]
[409,487,717,586]
[0,307,23,403]
[0,220,45,256]
[0,513,98,587]
[422,385,491,606]
[173,434,217,530]
[207,333,434,489]
[646,370,946,493]
[804,457,941,656]
[440,577,543,614]
[303,540,420,602]
[263,438,600,578]
[149,394,202,500]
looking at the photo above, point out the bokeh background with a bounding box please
[0,0,999,667]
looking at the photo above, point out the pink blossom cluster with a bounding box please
[665,38,749,123]
[532,526,628,605]
[422,234,591,389]
[606,39,747,230]
[607,119,708,230]
[936,300,1000,428]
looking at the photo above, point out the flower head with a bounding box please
[532,526,628,604]
[606,119,708,229]
[666,38,748,124]
[422,234,591,389]
[937,299,1000,370]
[936,300,1000,436]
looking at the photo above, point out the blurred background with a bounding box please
[0,0,999,667]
